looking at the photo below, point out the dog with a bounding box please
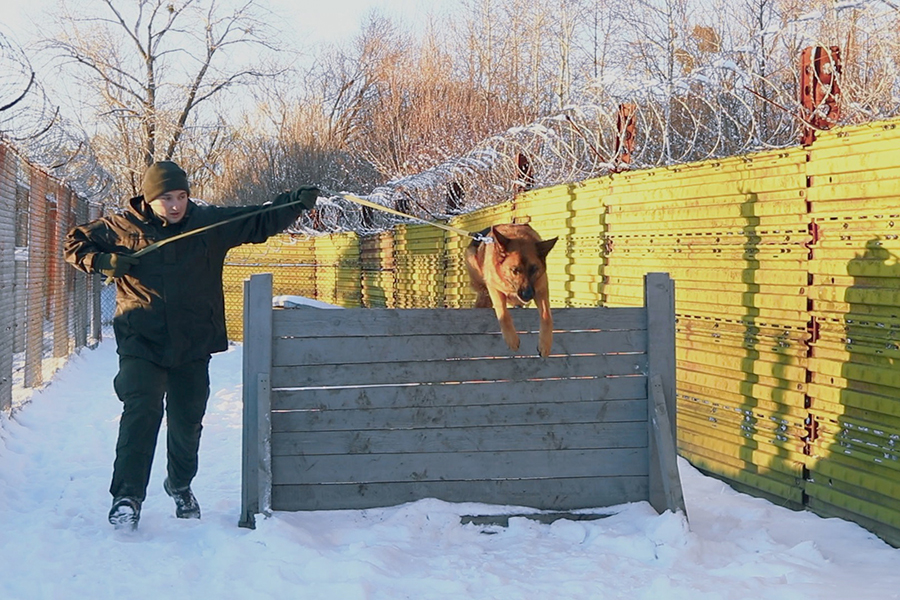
[465,223,558,357]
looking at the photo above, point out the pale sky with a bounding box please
[277,0,453,46]
[2,0,455,50]
[1,0,457,128]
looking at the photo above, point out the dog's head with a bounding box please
[491,226,558,303]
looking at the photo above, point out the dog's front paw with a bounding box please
[536,329,553,357]
[503,331,520,352]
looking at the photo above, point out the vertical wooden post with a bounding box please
[644,272,680,515]
[650,373,688,519]
[257,372,272,515]
[645,273,676,436]
[239,273,273,528]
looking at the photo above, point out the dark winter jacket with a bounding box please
[64,193,307,367]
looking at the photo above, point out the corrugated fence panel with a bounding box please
[393,223,446,308]
[360,231,395,308]
[805,120,900,546]
[514,184,588,308]
[561,180,608,307]
[603,149,812,506]
[316,232,361,308]
[313,235,338,307]
[224,234,317,341]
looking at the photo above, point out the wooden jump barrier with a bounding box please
[239,272,685,528]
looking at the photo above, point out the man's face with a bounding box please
[149,190,189,224]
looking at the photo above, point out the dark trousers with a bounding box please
[110,355,211,501]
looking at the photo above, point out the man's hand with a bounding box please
[291,186,319,210]
[95,253,140,279]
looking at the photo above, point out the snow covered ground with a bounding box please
[1,339,899,600]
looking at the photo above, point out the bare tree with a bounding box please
[305,12,540,182]
[452,0,556,118]
[210,65,383,209]
[812,0,900,119]
[43,0,286,202]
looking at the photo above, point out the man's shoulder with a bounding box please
[186,201,228,223]
[188,200,257,221]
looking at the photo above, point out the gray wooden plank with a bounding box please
[271,398,649,432]
[271,421,649,456]
[271,375,648,411]
[271,353,648,389]
[273,328,647,366]
[271,448,649,484]
[460,512,615,527]
[271,476,649,511]
[272,306,649,338]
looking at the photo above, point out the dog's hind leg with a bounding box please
[473,287,493,309]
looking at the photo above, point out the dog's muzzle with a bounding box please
[517,286,535,303]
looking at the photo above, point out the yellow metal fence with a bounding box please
[222,118,900,546]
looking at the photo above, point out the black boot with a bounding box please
[109,497,141,531]
[164,477,201,519]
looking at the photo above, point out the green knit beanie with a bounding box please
[142,161,190,201]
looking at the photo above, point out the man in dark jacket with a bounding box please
[64,161,318,530]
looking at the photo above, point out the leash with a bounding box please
[319,188,493,244]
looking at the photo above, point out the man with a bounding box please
[64,161,318,530]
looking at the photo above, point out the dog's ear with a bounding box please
[491,226,512,251]
[537,237,558,260]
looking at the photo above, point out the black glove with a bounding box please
[290,186,319,210]
[95,253,139,278]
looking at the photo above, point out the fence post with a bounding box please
[239,273,273,528]
[644,272,678,515]
[615,103,637,166]
[799,45,842,145]
[0,145,12,412]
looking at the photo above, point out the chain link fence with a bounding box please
[0,138,102,414]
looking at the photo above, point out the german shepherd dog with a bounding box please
[465,224,558,357]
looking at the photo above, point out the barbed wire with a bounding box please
[0,29,113,202]
[284,73,806,236]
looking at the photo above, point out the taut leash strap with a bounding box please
[321,188,493,244]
